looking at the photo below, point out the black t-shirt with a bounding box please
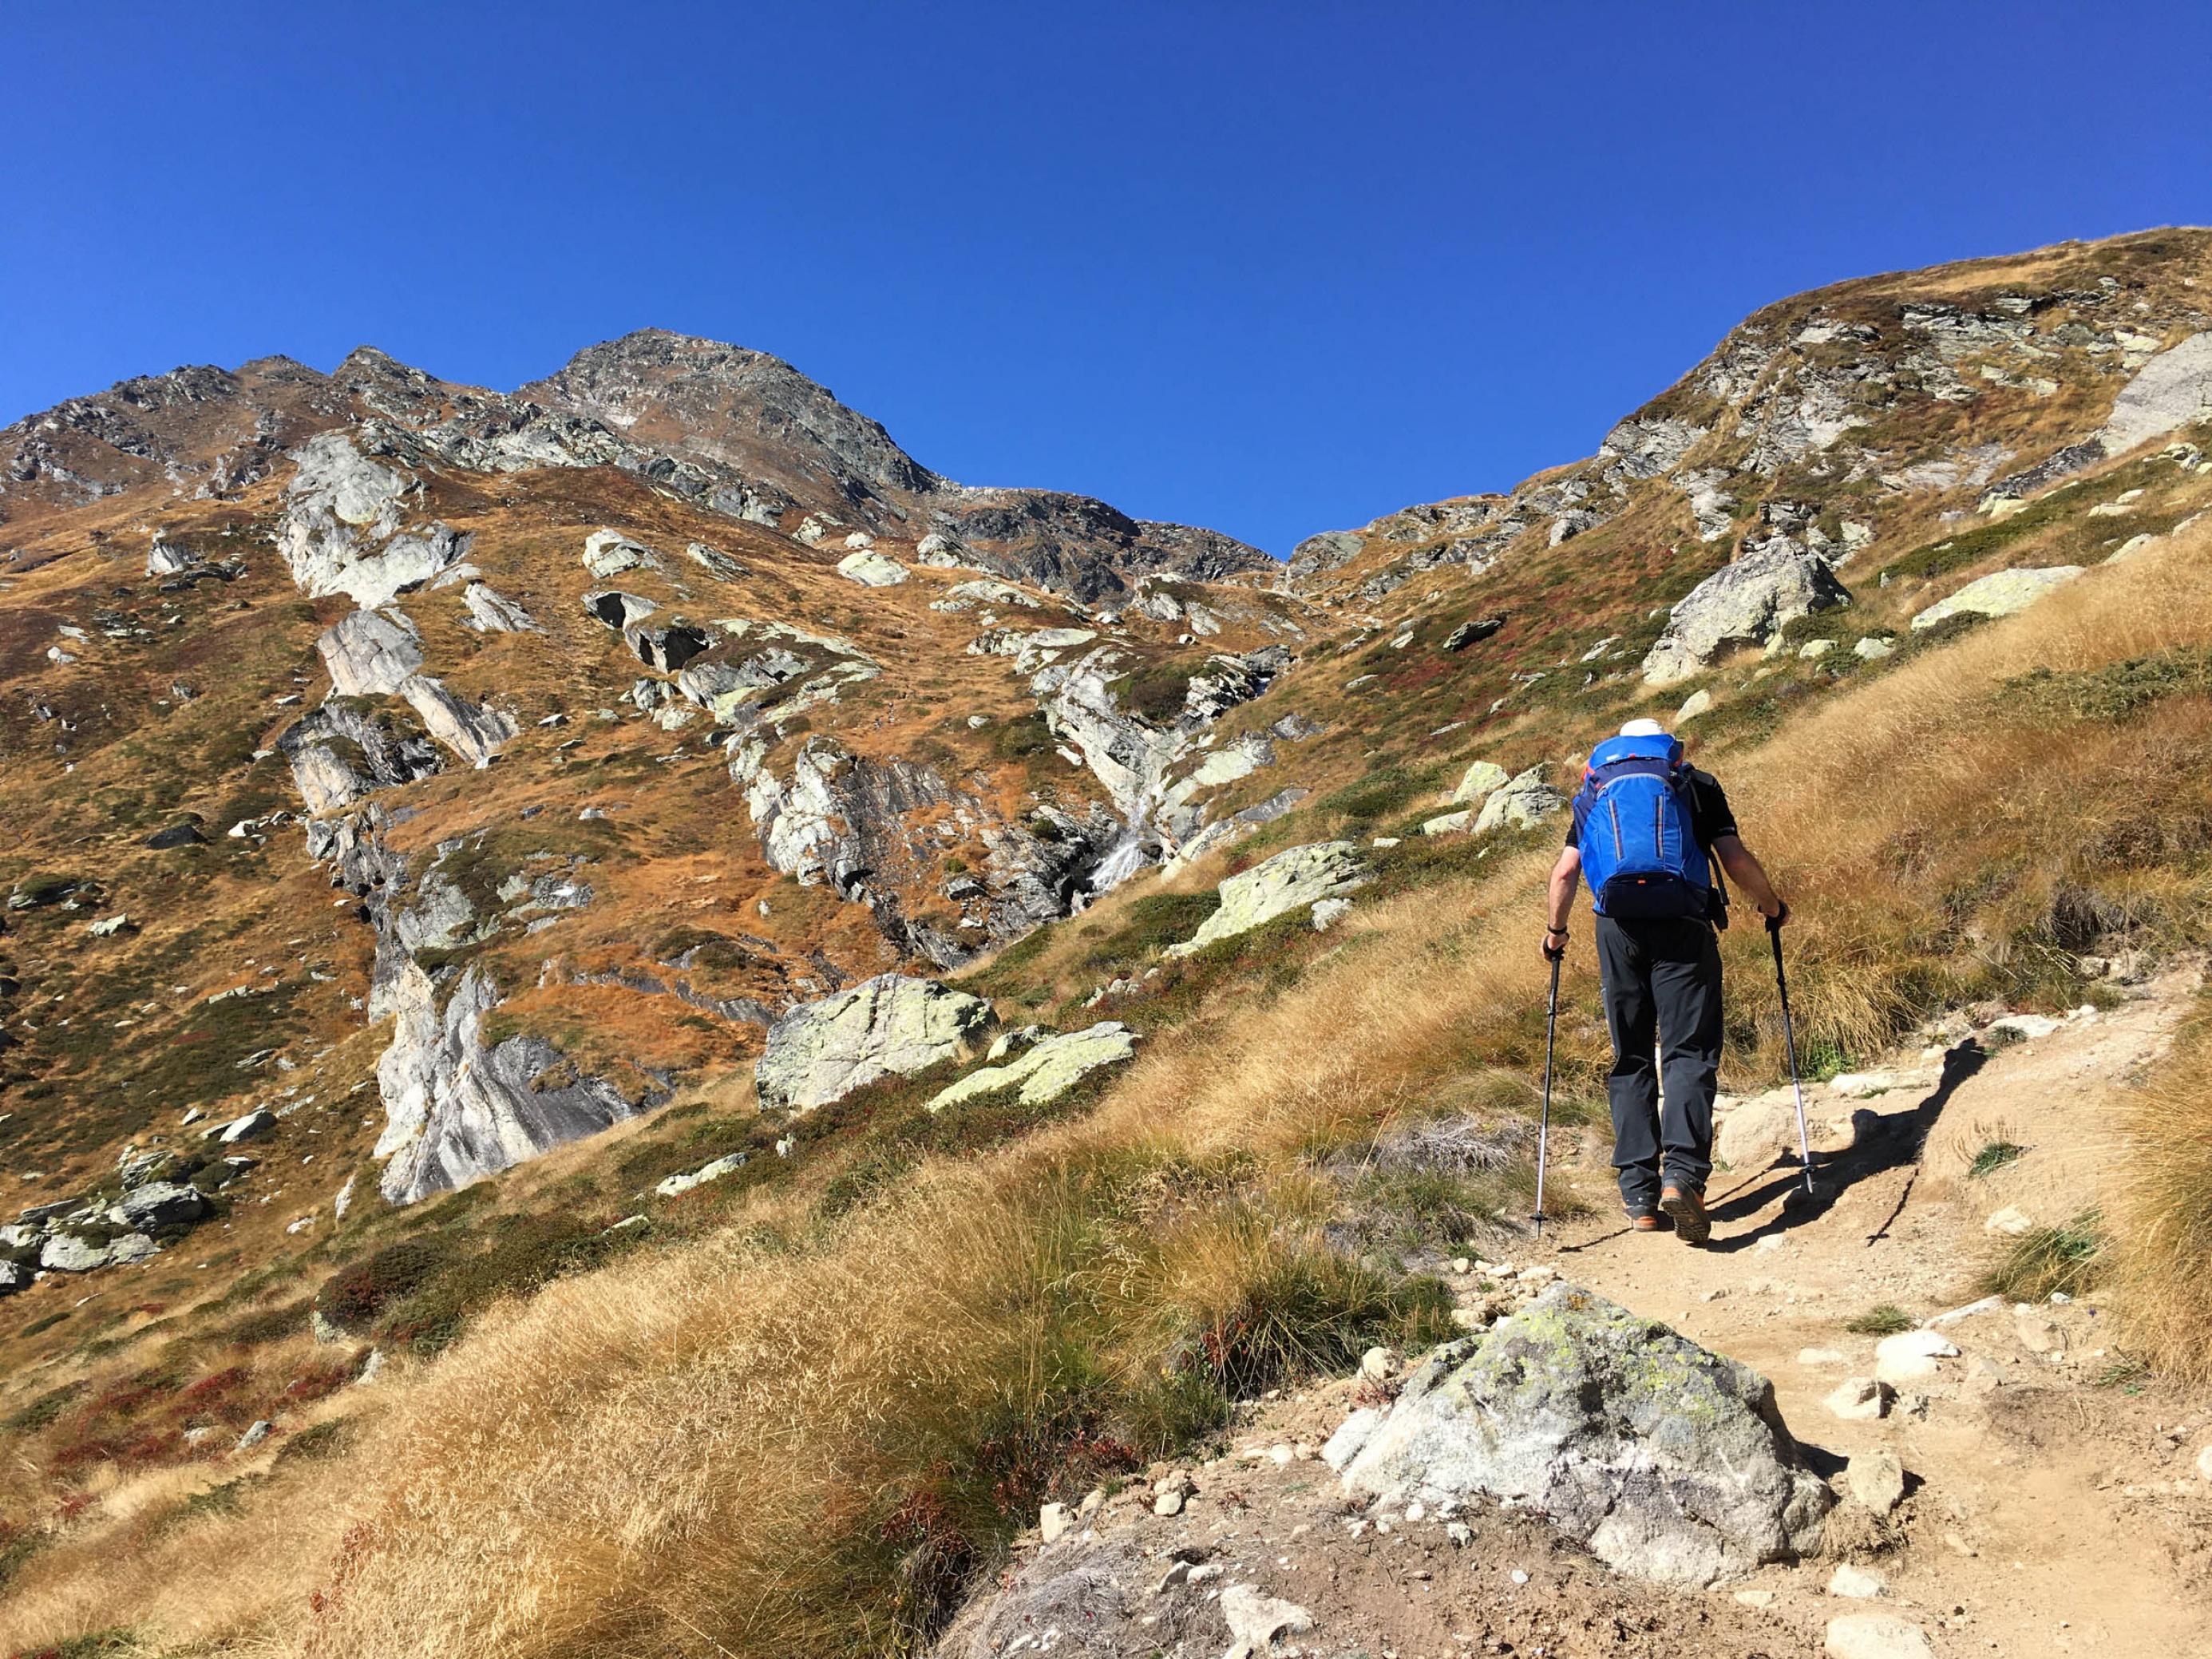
[1565,766,1738,854]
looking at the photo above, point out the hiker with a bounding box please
[1540,719,1788,1244]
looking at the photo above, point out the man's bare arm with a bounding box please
[1542,845,1582,960]
[1712,833,1787,919]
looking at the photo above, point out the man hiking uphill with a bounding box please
[1540,719,1788,1245]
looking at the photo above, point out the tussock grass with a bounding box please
[1844,1305,1914,1336]
[1980,1211,2107,1304]
[2115,997,2212,1383]
[6,526,2212,1656]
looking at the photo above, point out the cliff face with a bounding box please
[0,331,1299,1208]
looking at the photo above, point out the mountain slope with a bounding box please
[0,229,2210,1658]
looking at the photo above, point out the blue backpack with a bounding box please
[1573,731,1717,921]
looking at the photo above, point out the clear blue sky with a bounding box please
[5,2,2208,555]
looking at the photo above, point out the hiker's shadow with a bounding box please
[1702,1040,1986,1253]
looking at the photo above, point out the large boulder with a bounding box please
[1339,1284,1831,1586]
[756,974,994,1112]
[1167,842,1367,957]
[109,1181,212,1232]
[926,1022,1136,1112]
[1909,565,2083,630]
[1450,759,1510,806]
[836,548,910,587]
[1473,766,1565,833]
[1641,546,1851,686]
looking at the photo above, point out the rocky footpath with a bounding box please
[940,1271,1832,1659]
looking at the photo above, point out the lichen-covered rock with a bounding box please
[1450,760,1510,806]
[1909,565,2083,630]
[42,1233,117,1272]
[927,1022,1135,1112]
[1339,1283,1830,1586]
[461,582,538,632]
[756,974,994,1112]
[836,548,909,587]
[1642,546,1851,685]
[1473,766,1565,834]
[1168,841,1366,956]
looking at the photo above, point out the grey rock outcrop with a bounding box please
[1473,766,1565,834]
[755,974,994,1113]
[1910,565,2083,630]
[375,962,651,1205]
[461,582,538,632]
[278,434,469,608]
[1641,545,1851,686]
[1168,841,1367,956]
[398,676,518,767]
[2098,331,2212,454]
[109,1181,212,1232]
[319,608,425,697]
[279,699,444,813]
[926,1021,1136,1112]
[1339,1285,1830,1586]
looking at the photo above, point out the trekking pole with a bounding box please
[1533,948,1562,1237]
[1768,916,1816,1197]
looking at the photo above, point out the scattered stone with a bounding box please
[1828,1563,1887,1599]
[1825,1378,1893,1422]
[1797,1347,1850,1368]
[1983,1206,2033,1237]
[1442,618,1504,651]
[236,1420,274,1451]
[1843,1450,1907,1514]
[1220,1584,1314,1659]
[1676,688,1714,723]
[215,1108,278,1146]
[1734,1589,1776,1609]
[1450,760,1510,805]
[1873,1330,1957,1384]
[655,1153,749,1198]
[1310,897,1352,931]
[1853,635,1896,659]
[1823,1612,1934,1659]
[1153,1489,1185,1517]
[1039,1501,1073,1543]
[1419,810,1474,836]
[1359,1345,1403,1382]
[109,1181,211,1231]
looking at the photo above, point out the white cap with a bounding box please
[1619,718,1667,738]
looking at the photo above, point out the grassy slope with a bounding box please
[2,502,2206,1656]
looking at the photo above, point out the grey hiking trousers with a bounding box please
[1593,913,1723,1210]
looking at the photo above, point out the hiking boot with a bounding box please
[1625,1208,1672,1233]
[1660,1185,1711,1245]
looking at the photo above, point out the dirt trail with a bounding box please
[949,968,2210,1659]
[1534,962,2212,1657]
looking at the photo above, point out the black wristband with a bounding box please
[1545,925,1567,936]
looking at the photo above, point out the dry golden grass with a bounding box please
[2115,998,2212,1384]
[5,528,2210,1658]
